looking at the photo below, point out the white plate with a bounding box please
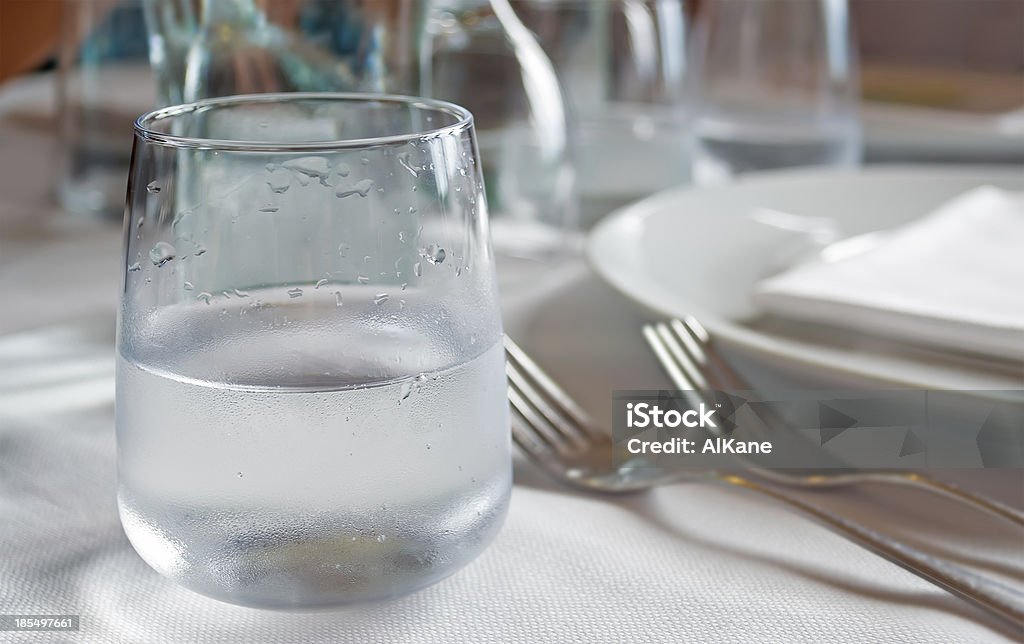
[586,166,1024,390]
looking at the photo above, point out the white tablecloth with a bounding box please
[1,75,1021,643]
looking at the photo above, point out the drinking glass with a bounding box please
[58,0,154,218]
[142,0,423,105]
[117,94,511,608]
[519,0,693,226]
[421,0,578,257]
[689,0,861,184]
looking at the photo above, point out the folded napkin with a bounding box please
[754,186,1024,361]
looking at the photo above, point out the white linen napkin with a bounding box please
[753,186,1024,361]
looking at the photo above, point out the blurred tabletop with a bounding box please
[0,73,1022,643]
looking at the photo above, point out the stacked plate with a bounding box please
[587,166,1024,391]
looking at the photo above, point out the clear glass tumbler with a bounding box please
[689,0,861,184]
[58,0,154,218]
[142,0,423,105]
[117,94,511,608]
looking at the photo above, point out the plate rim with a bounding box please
[585,164,1024,389]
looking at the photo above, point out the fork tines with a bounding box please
[503,335,598,457]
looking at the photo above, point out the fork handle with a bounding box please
[743,466,1024,528]
[719,473,1024,630]
[894,473,1024,528]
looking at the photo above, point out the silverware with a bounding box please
[504,334,1024,629]
[643,317,1024,528]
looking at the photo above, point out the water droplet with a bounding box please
[183,281,194,290]
[197,292,212,304]
[455,266,462,277]
[336,178,375,199]
[425,443,431,450]
[233,288,249,298]
[193,247,207,257]
[222,290,232,299]
[127,262,141,272]
[315,278,328,289]
[258,205,279,213]
[283,156,330,180]
[337,243,349,257]
[287,287,303,298]
[171,210,191,230]
[374,293,389,305]
[413,262,422,277]
[421,244,446,265]
[401,282,408,290]
[399,299,406,309]
[376,534,387,543]
[237,471,244,478]
[409,206,417,214]
[398,154,419,177]
[149,241,176,267]
[399,373,429,401]
[361,157,370,165]
[146,181,161,194]
[363,255,372,264]
[334,291,344,307]
[336,163,351,177]
[266,175,290,194]
[357,275,369,284]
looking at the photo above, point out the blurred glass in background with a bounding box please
[58,0,426,219]
[689,0,861,184]
[520,0,692,227]
[145,0,421,102]
[53,0,870,232]
[141,0,197,106]
[58,0,153,219]
[421,0,578,258]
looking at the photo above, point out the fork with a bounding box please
[643,317,1024,528]
[504,334,1024,629]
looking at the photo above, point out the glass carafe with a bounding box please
[420,0,579,258]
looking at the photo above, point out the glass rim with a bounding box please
[134,92,475,152]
